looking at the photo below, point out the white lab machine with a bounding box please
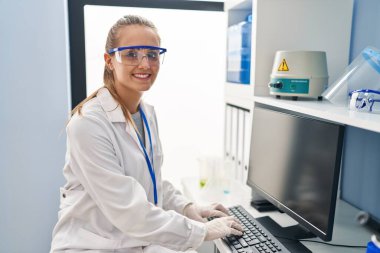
[268,50,328,100]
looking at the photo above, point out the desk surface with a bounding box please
[181,177,372,253]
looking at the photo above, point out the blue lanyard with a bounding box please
[135,107,158,205]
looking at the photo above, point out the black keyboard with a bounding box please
[223,205,290,253]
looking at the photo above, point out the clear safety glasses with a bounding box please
[349,89,380,112]
[108,45,166,66]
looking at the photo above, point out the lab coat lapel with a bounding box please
[97,88,125,122]
[97,88,154,202]
[97,88,144,154]
[124,121,145,155]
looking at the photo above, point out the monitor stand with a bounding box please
[251,199,280,212]
[257,216,315,253]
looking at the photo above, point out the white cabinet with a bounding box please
[224,0,380,134]
[223,0,370,184]
[225,0,354,101]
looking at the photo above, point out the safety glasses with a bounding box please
[349,89,380,112]
[108,45,166,66]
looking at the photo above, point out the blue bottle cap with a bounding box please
[246,14,252,22]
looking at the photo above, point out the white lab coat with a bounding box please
[50,88,206,253]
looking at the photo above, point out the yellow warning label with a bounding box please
[278,59,289,71]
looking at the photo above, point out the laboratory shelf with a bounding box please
[253,96,380,134]
[224,82,253,101]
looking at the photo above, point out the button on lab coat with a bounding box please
[50,88,206,252]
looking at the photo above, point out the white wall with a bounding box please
[0,0,69,252]
[84,6,227,188]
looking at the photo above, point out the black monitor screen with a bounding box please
[247,104,344,241]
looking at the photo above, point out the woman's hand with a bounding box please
[204,216,244,241]
[183,203,229,222]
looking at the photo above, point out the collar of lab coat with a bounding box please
[97,87,125,123]
[96,87,154,157]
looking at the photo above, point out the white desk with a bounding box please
[181,177,372,253]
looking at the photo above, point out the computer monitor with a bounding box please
[247,104,345,242]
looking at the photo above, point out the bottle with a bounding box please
[227,14,252,84]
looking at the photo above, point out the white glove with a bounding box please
[204,216,244,241]
[183,203,229,222]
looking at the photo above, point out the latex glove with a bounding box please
[183,203,229,222]
[204,216,244,241]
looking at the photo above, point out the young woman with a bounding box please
[50,15,243,253]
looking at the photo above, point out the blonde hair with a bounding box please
[70,15,160,126]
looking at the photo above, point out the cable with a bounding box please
[274,235,367,249]
[299,239,367,248]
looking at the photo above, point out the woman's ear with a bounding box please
[104,53,114,71]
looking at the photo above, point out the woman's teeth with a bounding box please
[133,73,150,78]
